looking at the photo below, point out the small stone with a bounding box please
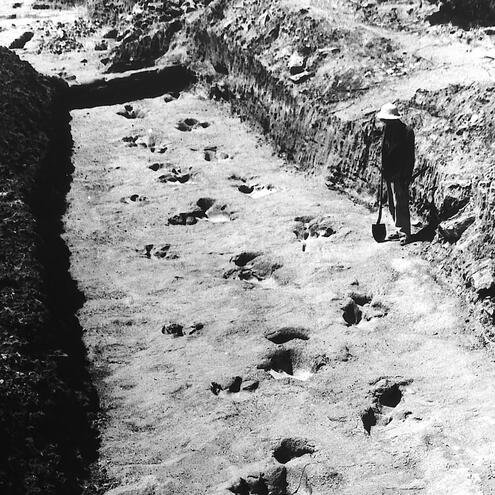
[289,70,313,84]
[288,52,306,75]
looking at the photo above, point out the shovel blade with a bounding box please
[372,223,386,242]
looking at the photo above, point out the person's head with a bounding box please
[376,102,402,128]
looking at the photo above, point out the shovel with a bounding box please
[372,165,386,242]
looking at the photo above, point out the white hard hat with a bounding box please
[376,102,401,120]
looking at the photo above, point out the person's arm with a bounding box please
[406,128,415,182]
[381,132,390,176]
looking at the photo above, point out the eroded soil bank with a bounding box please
[0,47,100,494]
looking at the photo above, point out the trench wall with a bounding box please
[0,48,100,494]
[191,0,495,326]
[431,0,495,25]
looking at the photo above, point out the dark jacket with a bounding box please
[381,122,415,182]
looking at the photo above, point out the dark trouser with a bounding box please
[386,180,411,236]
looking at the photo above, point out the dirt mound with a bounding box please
[0,48,101,494]
[37,17,97,54]
[88,0,193,72]
[87,0,136,25]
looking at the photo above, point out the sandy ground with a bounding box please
[2,2,495,495]
[65,88,495,495]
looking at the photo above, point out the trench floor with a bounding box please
[64,90,495,495]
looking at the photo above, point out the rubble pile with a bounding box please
[89,0,200,71]
[37,17,97,54]
[87,0,136,25]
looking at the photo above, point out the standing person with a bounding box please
[376,102,415,245]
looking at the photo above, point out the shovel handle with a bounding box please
[377,165,384,224]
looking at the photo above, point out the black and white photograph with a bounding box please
[0,0,494,494]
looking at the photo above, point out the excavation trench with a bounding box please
[0,51,102,493]
[25,86,102,492]
[66,65,195,109]
[7,2,493,493]
[1,51,195,491]
[54,46,495,495]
